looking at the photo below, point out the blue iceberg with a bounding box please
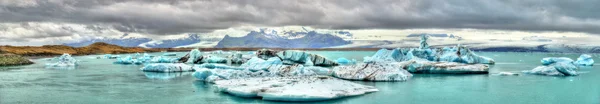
[162,53,177,56]
[113,56,140,65]
[140,63,194,72]
[335,57,357,65]
[149,56,179,63]
[186,49,202,64]
[523,57,578,76]
[574,54,594,66]
[332,61,413,81]
[202,56,228,63]
[45,53,78,69]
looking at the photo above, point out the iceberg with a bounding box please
[363,48,410,62]
[229,53,250,64]
[523,57,579,76]
[335,57,357,65]
[140,63,194,72]
[103,54,120,59]
[143,72,191,80]
[162,53,177,56]
[256,49,279,60]
[192,57,330,82]
[574,54,594,66]
[202,56,228,63]
[113,56,142,65]
[149,56,179,63]
[407,60,489,74]
[45,53,78,69]
[438,45,495,64]
[213,76,378,101]
[332,61,413,81]
[281,50,338,66]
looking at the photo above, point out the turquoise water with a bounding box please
[0,52,598,104]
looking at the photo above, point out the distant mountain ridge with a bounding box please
[214,29,352,48]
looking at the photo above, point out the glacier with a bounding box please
[574,54,594,66]
[332,61,413,81]
[213,76,378,102]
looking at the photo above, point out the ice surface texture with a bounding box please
[407,60,490,74]
[335,57,357,65]
[140,63,194,72]
[332,61,413,81]
[213,76,378,102]
[280,50,339,66]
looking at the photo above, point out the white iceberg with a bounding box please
[149,56,179,63]
[45,53,78,69]
[140,63,194,72]
[113,56,142,65]
[541,57,574,65]
[407,59,489,74]
[574,54,594,66]
[213,76,378,102]
[493,72,520,76]
[332,61,413,81]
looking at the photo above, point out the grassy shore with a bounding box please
[0,54,34,66]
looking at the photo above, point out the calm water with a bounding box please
[0,52,598,104]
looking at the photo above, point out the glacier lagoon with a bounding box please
[0,51,598,104]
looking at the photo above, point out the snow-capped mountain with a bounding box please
[63,34,152,47]
[139,34,220,48]
[214,29,352,48]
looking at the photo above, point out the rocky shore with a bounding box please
[0,54,34,66]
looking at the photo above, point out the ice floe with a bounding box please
[407,60,489,74]
[213,76,378,102]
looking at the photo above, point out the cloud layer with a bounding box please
[1,0,599,45]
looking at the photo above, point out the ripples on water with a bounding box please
[0,52,599,104]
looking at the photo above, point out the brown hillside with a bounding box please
[0,42,161,56]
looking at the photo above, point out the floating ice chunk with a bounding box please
[45,53,78,69]
[493,72,519,76]
[162,53,177,56]
[202,56,228,63]
[281,50,338,66]
[143,72,191,80]
[407,60,489,74]
[333,61,413,81]
[113,56,136,65]
[364,48,410,62]
[256,49,279,59]
[523,57,579,76]
[229,53,249,64]
[103,54,120,59]
[196,63,243,70]
[335,57,357,65]
[149,56,179,63]
[210,50,224,54]
[140,63,194,72]
[574,54,594,66]
[137,53,153,63]
[213,76,378,102]
[541,57,574,65]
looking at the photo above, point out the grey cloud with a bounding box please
[0,0,599,35]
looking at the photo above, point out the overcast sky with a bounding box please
[1,0,599,45]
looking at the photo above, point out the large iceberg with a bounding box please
[332,61,413,81]
[192,57,330,82]
[280,50,338,66]
[574,54,594,66]
[363,34,494,64]
[45,53,78,69]
[406,60,489,74]
[213,76,378,102]
[523,57,578,76]
[140,63,194,72]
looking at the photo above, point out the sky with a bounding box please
[1,0,599,46]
